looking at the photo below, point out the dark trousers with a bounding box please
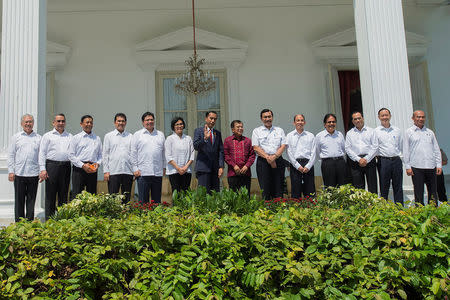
[168,173,192,193]
[321,157,346,188]
[197,171,220,194]
[437,173,447,202]
[14,176,39,222]
[71,166,97,199]
[411,167,438,206]
[137,176,162,203]
[349,158,378,194]
[228,176,251,193]
[256,157,285,200]
[290,159,315,198]
[377,157,403,205]
[45,160,71,220]
[108,174,134,203]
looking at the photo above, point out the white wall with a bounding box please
[48,5,355,140]
[404,5,450,174]
[47,4,448,177]
[424,7,450,175]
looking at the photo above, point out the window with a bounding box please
[156,70,228,137]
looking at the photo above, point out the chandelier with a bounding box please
[175,0,216,97]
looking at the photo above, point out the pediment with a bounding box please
[47,41,71,71]
[135,27,248,71]
[0,39,71,71]
[312,27,429,66]
[312,27,429,48]
[136,27,248,51]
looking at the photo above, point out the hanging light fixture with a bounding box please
[175,0,216,97]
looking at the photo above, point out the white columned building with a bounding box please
[353,0,415,202]
[0,0,47,219]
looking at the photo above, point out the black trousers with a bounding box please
[321,157,346,188]
[168,173,192,193]
[256,157,285,200]
[349,158,378,194]
[137,176,162,203]
[197,171,220,194]
[14,176,39,222]
[108,174,134,203]
[71,166,97,200]
[45,160,71,220]
[437,173,447,202]
[411,167,437,206]
[228,175,251,193]
[377,156,403,205]
[290,159,315,198]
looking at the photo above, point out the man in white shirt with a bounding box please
[69,115,102,199]
[404,110,442,205]
[315,113,346,188]
[8,114,41,222]
[39,113,72,219]
[252,109,287,200]
[286,114,316,198]
[345,111,378,194]
[375,108,403,205]
[103,113,134,203]
[131,112,165,203]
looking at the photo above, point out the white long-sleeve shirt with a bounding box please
[68,131,102,168]
[102,129,133,175]
[164,133,195,175]
[130,128,165,176]
[403,125,441,169]
[345,126,378,163]
[286,129,316,170]
[374,125,402,158]
[314,129,346,159]
[8,131,41,176]
[39,129,72,171]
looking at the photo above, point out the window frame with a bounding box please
[156,70,229,137]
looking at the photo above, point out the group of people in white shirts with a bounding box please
[7,108,444,222]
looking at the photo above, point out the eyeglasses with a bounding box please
[55,120,66,123]
[326,121,336,124]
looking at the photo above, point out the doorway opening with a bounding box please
[338,70,362,132]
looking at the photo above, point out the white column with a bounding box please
[354,0,415,202]
[0,0,47,219]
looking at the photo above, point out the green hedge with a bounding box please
[0,188,448,299]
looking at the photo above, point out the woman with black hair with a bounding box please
[164,117,195,192]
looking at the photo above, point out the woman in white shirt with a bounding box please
[165,117,195,193]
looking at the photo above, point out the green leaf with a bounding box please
[431,278,440,295]
[305,245,317,254]
[396,289,407,299]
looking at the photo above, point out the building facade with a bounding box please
[0,0,449,219]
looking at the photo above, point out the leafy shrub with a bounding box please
[52,191,125,220]
[0,199,448,299]
[315,184,386,209]
[172,187,264,215]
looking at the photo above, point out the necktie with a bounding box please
[210,129,214,144]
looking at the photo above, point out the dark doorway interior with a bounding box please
[338,71,362,132]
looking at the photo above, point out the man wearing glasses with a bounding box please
[39,114,73,219]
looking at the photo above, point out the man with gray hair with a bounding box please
[8,114,41,222]
[404,110,442,206]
